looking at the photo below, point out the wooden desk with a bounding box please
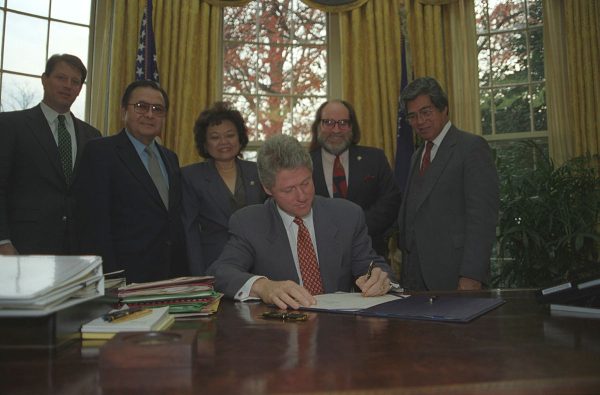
[1,290,599,394]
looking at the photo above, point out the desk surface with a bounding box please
[1,290,600,395]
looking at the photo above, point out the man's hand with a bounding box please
[458,276,482,290]
[355,267,390,297]
[0,243,18,255]
[251,278,317,310]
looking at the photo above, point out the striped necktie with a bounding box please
[332,154,347,198]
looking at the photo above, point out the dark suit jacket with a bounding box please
[207,196,390,298]
[397,126,500,290]
[0,105,100,254]
[181,158,266,275]
[75,130,188,283]
[311,145,401,255]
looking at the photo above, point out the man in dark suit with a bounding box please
[0,54,101,255]
[208,134,394,310]
[398,77,500,291]
[309,100,401,260]
[75,80,188,283]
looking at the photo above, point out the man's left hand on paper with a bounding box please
[251,278,317,310]
[356,267,390,297]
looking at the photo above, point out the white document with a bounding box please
[310,292,408,312]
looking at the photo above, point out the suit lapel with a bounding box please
[115,131,165,209]
[346,145,366,200]
[310,150,329,197]
[264,199,300,283]
[239,160,263,203]
[312,198,341,292]
[26,106,65,184]
[413,127,458,212]
[204,160,234,219]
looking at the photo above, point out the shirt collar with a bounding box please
[39,101,72,127]
[432,121,452,146]
[276,204,314,229]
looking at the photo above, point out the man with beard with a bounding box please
[309,100,401,261]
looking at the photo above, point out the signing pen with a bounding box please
[366,261,374,279]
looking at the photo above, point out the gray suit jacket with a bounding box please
[181,158,266,275]
[0,105,101,253]
[397,126,499,290]
[208,195,390,298]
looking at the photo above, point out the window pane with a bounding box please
[293,1,326,44]
[6,0,49,16]
[490,32,527,85]
[258,2,292,45]
[494,85,530,133]
[257,95,288,138]
[292,96,321,140]
[529,27,544,81]
[474,0,489,34]
[532,82,546,131]
[257,44,292,95]
[4,13,47,74]
[1,73,43,111]
[0,11,4,66]
[223,42,258,94]
[48,21,89,65]
[223,6,257,41]
[480,89,492,135]
[70,84,86,119]
[488,0,526,32]
[293,45,327,96]
[477,36,491,87]
[527,0,542,26]
[51,0,91,24]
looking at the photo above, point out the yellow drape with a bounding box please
[90,0,221,167]
[337,0,403,162]
[545,0,600,164]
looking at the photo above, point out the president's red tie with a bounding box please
[419,141,434,176]
[332,155,348,198]
[293,217,324,295]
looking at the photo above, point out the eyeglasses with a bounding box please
[405,106,435,123]
[129,102,166,117]
[321,119,352,130]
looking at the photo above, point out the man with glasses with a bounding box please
[75,80,188,282]
[309,100,401,261]
[398,77,499,291]
[0,54,100,255]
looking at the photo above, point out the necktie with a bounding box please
[293,217,324,295]
[145,146,169,208]
[57,115,73,184]
[419,141,434,176]
[332,155,348,198]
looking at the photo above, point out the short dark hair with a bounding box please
[257,134,312,189]
[44,54,87,83]
[193,101,249,159]
[309,99,361,151]
[120,80,169,110]
[400,77,448,114]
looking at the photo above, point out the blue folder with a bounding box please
[358,295,505,323]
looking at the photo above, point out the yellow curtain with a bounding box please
[545,0,600,164]
[337,0,403,162]
[89,0,222,167]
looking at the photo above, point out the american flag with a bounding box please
[394,35,413,194]
[135,0,160,82]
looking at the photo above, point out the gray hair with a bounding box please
[400,77,449,114]
[257,134,313,189]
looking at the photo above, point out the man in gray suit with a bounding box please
[0,54,101,255]
[398,77,500,291]
[208,134,393,310]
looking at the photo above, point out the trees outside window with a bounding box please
[222,0,327,152]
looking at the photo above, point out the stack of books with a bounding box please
[117,276,222,319]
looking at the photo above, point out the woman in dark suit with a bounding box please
[182,102,266,275]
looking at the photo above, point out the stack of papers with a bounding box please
[0,255,104,317]
[117,276,222,319]
[81,306,173,339]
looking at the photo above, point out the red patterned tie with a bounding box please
[419,141,434,176]
[293,217,324,295]
[332,155,348,198]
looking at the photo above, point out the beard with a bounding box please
[317,132,352,155]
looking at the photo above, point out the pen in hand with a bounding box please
[366,261,374,279]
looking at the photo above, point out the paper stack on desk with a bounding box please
[117,276,222,319]
[0,255,104,317]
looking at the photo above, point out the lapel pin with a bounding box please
[357,156,362,161]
